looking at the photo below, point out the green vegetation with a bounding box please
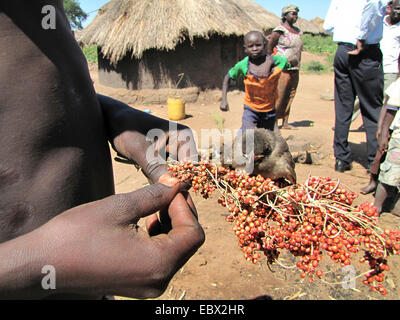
[301,34,336,74]
[80,35,337,72]
[302,60,329,74]
[64,0,87,30]
[82,45,98,63]
[301,34,336,55]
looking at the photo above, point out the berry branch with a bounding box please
[168,160,400,295]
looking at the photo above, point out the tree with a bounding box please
[63,0,88,30]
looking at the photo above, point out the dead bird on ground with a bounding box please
[221,128,296,185]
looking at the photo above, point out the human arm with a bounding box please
[220,58,248,112]
[357,0,386,43]
[348,39,364,55]
[98,94,198,183]
[378,105,396,153]
[376,96,390,140]
[266,31,281,56]
[0,179,204,299]
[220,73,231,112]
[273,55,291,71]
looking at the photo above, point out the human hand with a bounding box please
[378,130,390,153]
[348,40,363,56]
[38,178,205,298]
[348,49,361,56]
[220,102,229,112]
[99,94,199,183]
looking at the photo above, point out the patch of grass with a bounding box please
[324,53,335,73]
[300,35,336,73]
[81,45,98,63]
[325,52,335,65]
[301,60,329,74]
[301,34,337,55]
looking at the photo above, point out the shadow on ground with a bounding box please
[289,120,314,128]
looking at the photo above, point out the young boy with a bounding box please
[220,31,289,132]
[373,77,400,214]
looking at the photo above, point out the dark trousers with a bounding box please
[333,43,384,165]
[240,106,276,131]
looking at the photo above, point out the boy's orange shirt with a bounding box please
[229,55,289,112]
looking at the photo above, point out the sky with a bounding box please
[78,0,332,28]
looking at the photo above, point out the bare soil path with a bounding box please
[89,53,400,300]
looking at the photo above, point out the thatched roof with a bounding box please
[310,17,326,33]
[78,0,324,64]
[296,17,324,34]
[232,0,281,28]
[231,0,323,34]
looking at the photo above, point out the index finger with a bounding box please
[155,193,205,263]
[167,127,199,162]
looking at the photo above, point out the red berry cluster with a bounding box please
[168,161,400,295]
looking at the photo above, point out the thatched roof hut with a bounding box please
[78,0,323,91]
[233,0,322,34]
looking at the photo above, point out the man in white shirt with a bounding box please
[324,0,389,173]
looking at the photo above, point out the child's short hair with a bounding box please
[244,30,266,45]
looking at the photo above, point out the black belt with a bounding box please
[338,42,380,48]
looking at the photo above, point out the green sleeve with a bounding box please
[228,57,249,80]
[273,55,291,71]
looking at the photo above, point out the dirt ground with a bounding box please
[89,53,400,300]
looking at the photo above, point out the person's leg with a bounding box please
[374,182,389,214]
[350,46,384,166]
[360,149,387,194]
[375,133,400,213]
[360,74,395,194]
[240,106,258,132]
[281,71,300,129]
[258,112,276,131]
[274,71,291,127]
[333,44,356,168]
[361,174,379,195]
[231,107,259,168]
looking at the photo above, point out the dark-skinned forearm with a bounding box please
[97,94,198,183]
[266,32,280,55]
[378,108,396,151]
[376,97,389,138]
[221,73,230,105]
[97,94,172,182]
[0,230,50,299]
[381,108,396,134]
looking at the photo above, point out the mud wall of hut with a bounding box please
[97,35,244,90]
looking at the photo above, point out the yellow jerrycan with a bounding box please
[167,97,185,121]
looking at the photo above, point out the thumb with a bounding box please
[114,177,181,226]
